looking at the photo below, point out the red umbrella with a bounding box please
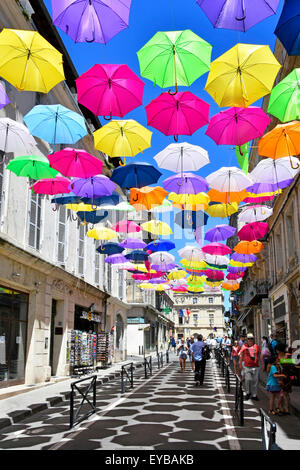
[48,148,103,178]
[201,242,231,256]
[30,176,71,195]
[111,220,141,233]
[237,222,269,241]
[226,272,245,280]
[145,91,210,141]
[205,269,225,281]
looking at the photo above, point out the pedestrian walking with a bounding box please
[238,334,246,347]
[172,337,176,353]
[222,335,232,360]
[239,333,262,400]
[190,334,207,386]
[168,336,173,351]
[177,339,188,373]
[266,356,285,416]
[276,344,294,415]
[188,336,195,371]
[261,336,272,371]
[270,333,278,356]
[231,340,241,375]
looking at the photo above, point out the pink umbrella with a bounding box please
[201,242,231,256]
[112,220,141,233]
[237,222,269,241]
[145,91,210,141]
[30,176,71,195]
[172,286,188,292]
[243,194,275,204]
[76,64,144,120]
[205,107,270,151]
[48,148,103,178]
[226,272,245,280]
[205,269,225,281]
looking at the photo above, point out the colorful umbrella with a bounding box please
[229,259,254,267]
[105,254,128,265]
[197,0,280,32]
[125,250,149,262]
[30,176,71,195]
[250,157,300,187]
[149,199,173,213]
[146,91,209,141]
[168,270,188,281]
[205,270,225,281]
[130,186,168,211]
[205,43,281,108]
[67,203,95,212]
[206,167,253,195]
[226,272,245,280]
[87,225,118,241]
[205,224,236,242]
[93,120,152,165]
[172,286,188,293]
[24,105,87,147]
[239,205,273,223]
[163,173,209,194]
[132,272,164,281]
[170,193,210,211]
[149,252,175,265]
[154,142,210,173]
[0,83,10,110]
[274,0,300,56]
[51,0,132,44]
[243,194,275,204]
[7,155,58,180]
[48,148,103,178]
[227,266,247,274]
[187,286,204,293]
[204,254,230,267]
[231,253,258,263]
[96,242,124,255]
[202,243,231,256]
[207,188,247,204]
[77,210,108,225]
[258,122,300,169]
[141,220,173,236]
[69,176,116,199]
[151,263,177,272]
[175,210,209,230]
[111,163,161,189]
[233,240,263,254]
[268,69,300,122]
[205,202,238,218]
[137,29,212,94]
[222,281,240,291]
[119,238,147,250]
[178,246,204,261]
[237,222,269,241]
[0,29,65,93]
[0,118,36,157]
[147,240,175,252]
[112,220,141,233]
[246,181,292,194]
[205,107,270,149]
[76,63,144,119]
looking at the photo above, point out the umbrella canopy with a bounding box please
[7,155,58,180]
[147,240,175,252]
[205,202,238,218]
[0,28,65,93]
[76,63,143,118]
[237,222,269,241]
[30,176,71,195]
[151,263,176,272]
[175,210,209,230]
[275,0,300,56]
[197,0,280,32]
[0,83,10,110]
[222,281,240,291]
[111,163,161,189]
[246,180,293,194]
[48,148,103,178]
[243,194,275,204]
[52,193,82,205]
[77,210,108,225]
[87,225,118,241]
[154,142,209,173]
[202,243,231,256]
[250,157,300,187]
[96,242,124,255]
[67,203,95,212]
[206,107,270,147]
[141,220,172,236]
[226,272,245,280]
[163,173,209,194]
[168,270,188,281]
[205,224,236,242]
[81,194,121,207]
[51,0,132,44]
[132,272,164,281]
[105,254,128,264]
[119,238,147,250]
[125,250,149,262]
[208,188,247,204]
[146,91,210,140]
[187,286,204,293]
[204,254,229,266]
[149,252,175,265]
[150,199,173,213]
[228,266,247,274]
[205,43,281,108]
[178,246,204,261]
[137,29,212,93]
[239,205,273,223]
[172,286,188,293]
[268,68,300,122]
[94,119,152,164]
[0,118,36,156]
[205,270,225,281]
[69,176,116,199]
[130,186,168,211]
[231,253,258,263]
[233,240,263,254]
[112,220,141,233]
[258,122,300,168]
[170,193,210,211]
[206,167,253,193]
[24,105,87,146]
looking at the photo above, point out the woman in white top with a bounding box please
[177,339,188,373]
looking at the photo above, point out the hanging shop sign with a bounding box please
[80,310,102,323]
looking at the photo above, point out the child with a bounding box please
[265,358,285,415]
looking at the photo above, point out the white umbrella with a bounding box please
[249,157,300,186]
[149,251,175,265]
[239,205,273,223]
[206,166,253,192]
[149,199,173,213]
[204,254,229,266]
[178,245,204,261]
[154,142,209,173]
[0,118,36,157]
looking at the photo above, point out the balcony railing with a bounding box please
[239,280,269,307]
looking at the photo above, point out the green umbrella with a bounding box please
[268,68,300,123]
[137,29,212,94]
[7,154,58,180]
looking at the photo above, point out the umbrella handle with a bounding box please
[71,213,78,222]
[235,15,246,20]
[290,156,300,170]
[52,203,58,212]
[168,83,178,96]
[103,113,112,121]
[100,243,105,252]
[132,193,139,202]
[174,135,179,142]
[119,158,126,167]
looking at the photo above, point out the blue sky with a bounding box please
[44,0,285,308]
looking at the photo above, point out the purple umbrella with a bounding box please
[246,180,293,194]
[227,266,247,273]
[197,0,280,32]
[69,176,116,198]
[119,238,147,250]
[105,254,127,264]
[151,263,177,272]
[205,224,236,242]
[150,278,167,284]
[0,83,10,110]
[231,253,258,263]
[51,0,132,44]
[163,173,209,194]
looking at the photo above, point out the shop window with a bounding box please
[57,205,66,263]
[28,190,42,250]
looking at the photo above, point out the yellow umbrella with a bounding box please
[205,43,281,108]
[187,285,204,293]
[132,265,157,273]
[66,203,95,212]
[187,275,206,284]
[205,280,223,287]
[141,220,172,236]
[180,259,207,269]
[229,260,254,267]
[155,284,171,292]
[137,283,155,289]
[168,270,188,281]
[94,120,152,166]
[0,29,65,93]
[169,192,210,210]
[87,226,118,241]
[205,202,238,218]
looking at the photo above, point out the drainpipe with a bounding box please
[103,292,110,332]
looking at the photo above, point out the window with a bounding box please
[179,316,183,325]
[193,297,197,304]
[286,214,295,258]
[209,297,213,304]
[275,231,282,270]
[107,262,112,293]
[118,269,124,300]
[28,191,42,250]
[0,161,4,219]
[95,243,100,285]
[193,314,198,324]
[78,223,85,275]
[57,206,66,263]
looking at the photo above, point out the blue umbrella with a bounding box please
[175,210,209,230]
[275,0,300,55]
[110,162,162,189]
[125,250,149,262]
[96,242,124,255]
[147,240,176,252]
[77,210,109,224]
[80,194,121,206]
[23,104,88,149]
[51,192,82,205]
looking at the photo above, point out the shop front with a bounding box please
[0,285,28,388]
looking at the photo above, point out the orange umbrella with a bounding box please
[222,281,240,291]
[233,240,263,254]
[130,186,168,210]
[258,121,300,169]
[208,188,247,204]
